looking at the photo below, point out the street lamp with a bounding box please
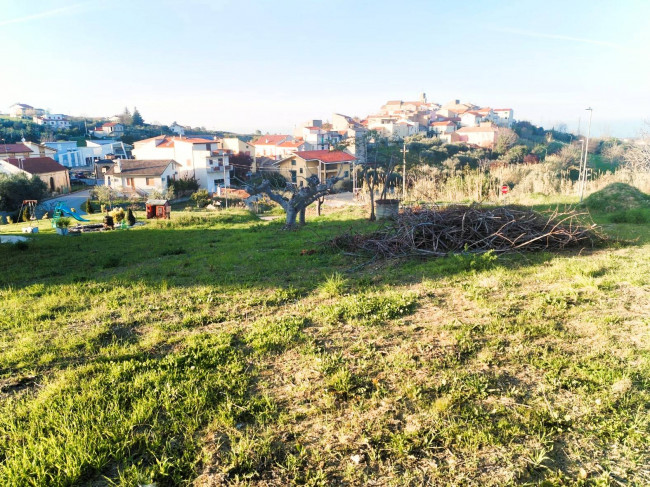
[580,108,593,203]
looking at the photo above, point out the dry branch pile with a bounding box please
[331,205,604,258]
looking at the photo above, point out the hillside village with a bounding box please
[0,95,516,198]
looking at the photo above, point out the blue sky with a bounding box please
[1,0,648,137]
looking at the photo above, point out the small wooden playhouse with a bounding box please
[146,199,171,219]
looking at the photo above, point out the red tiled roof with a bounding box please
[494,108,512,112]
[252,135,290,146]
[1,143,33,154]
[6,157,67,174]
[432,121,456,126]
[293,150,356,164]
[278,140,304,148]
[133,135,215,148]
[456,125,498,133]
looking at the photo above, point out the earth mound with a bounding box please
[583,183,650,212]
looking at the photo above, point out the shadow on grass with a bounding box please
[0,212,601,296]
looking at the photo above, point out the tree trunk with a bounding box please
[285,207,298,228]
[317,197,323,216]
[299,208,306,225]
[369,185,376,221]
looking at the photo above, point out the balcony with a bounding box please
[207,164,231,173]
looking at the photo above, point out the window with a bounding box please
[291,160,296,166]
[344,171,349,178]
[299,168,303,174]
[146,177,155,185]
[290,170,297,183]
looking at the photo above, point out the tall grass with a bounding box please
[405,163,650,204]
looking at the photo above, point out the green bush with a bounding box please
[190,189,210,208]
[110,208,126,222]
[82,199,94,214]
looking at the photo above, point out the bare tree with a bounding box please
[495,128,519,153]
[245,174,340,229]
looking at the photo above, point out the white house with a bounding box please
[93,122,125,137]
[454,123,499,148]
[205,149,232,193]
[494,109,514,127]
[132,135,230,192]
[220,137,255,157]
[431,121,457,142]
[33,114,71,129]
[251,134,293,160]
[8,103,45,118]
[22,141,57,158]
[460,111,483,127]
[170,122,185,136]
[104,159,181,194]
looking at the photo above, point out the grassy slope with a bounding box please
[0,207,648,486]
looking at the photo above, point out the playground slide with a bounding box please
[57,204,90,222]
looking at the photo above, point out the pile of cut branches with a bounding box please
[330,205,604,258]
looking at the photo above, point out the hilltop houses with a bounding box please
[32,114,71,129]
[8,103,45,118]
[93,122,125,137]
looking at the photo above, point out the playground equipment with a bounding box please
[51,202,89,228]
[19,200,39,233]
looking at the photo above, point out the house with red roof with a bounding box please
[0,156,70,193]
[0,143,34,159]
[251,134,294,160]
[430,120,458,143]
[93,122,125,137]
[275,150,356,186]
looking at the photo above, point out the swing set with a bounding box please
[18,200,38,225]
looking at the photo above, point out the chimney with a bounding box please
[455,99,460,105]
[115,159,122,173]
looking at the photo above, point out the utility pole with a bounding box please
[224,161,228,209]
[401,141,407,200]
[580,108,593,203]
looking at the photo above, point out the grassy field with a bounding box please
[0,203,648,486]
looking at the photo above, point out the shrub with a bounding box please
[127,209,136,226]
[82,199,94,214]
[190,189,210,208]
[110,207,125,222]
[56,217,71,229]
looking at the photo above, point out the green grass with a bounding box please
[0,205,649,485]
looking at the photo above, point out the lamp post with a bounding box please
[580,108,593,203]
